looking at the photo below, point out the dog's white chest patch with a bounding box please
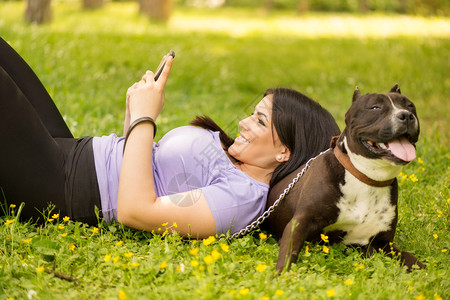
[324,172,396,245]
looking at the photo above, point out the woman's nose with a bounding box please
[238,116,252,131]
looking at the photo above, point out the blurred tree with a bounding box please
[139,0,173,21]
[360,0,369,13]
[25,0,52,24]
[297,0,309,13]
[83,0,104,9]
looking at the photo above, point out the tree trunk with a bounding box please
[297,0,309,14]
[25,0,52,24]
[398,0,408,13]
[360,0,369,13]
[139,0,173,21]
[83,0,104,10]
[265,0,274,11]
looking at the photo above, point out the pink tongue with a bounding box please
[387,137,416,162]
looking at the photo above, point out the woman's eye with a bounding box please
[258,119,266,126]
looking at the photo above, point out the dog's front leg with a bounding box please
[276,215,310,272]
[363,243,426,272]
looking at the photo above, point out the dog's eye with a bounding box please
[371,105,381,110]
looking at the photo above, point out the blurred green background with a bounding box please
[0,1,449,299]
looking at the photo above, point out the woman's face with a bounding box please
[228,94,289,169]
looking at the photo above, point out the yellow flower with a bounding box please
[23,238,32,243]
[321,234,329,242]
[326,288,336,297]
[160,260,167,269]
[189,248,199,255]
[131,262,140,268]
[239,288,250,296]
[433,234,438,239]
[442,249,448,253]
[116,241,124,246]
[4,219,14,225]
[275,289,284,296]
[36,266,45,273]
[434,294,443,300]
[162,222,168,226]
[63,216,70,222]
[61,233,68,237]
[113,256,120,263]
[211,250,221,260]
[173,222,178,228]
[416,295,425,300]
[409,174,418,182]
[9,204,16,208]
[176,264,185,272]
[305,246,309,254]
[323,246,329,254]
[124,252,133,258]
[52,213,59,219]
[104,254,112,262]
[418,157,423,164]
[261,297,270,300]
[220,243,229,252]
[256,264,267,272]
[58,225,64,229]
[91,227,99,233]
[191,260,199,267]
[199,265,205,271]
[203,255,214,264]
[118,290,127,300]
[203,236,215,246]
[344,279,354,285]
[48,218,54,222]
[6,297,14,300]
[69,244,76,251]
[259,232,267,239]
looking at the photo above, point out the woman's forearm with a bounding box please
[117,122,156,225]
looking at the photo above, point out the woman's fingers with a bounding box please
[156,56,173,86]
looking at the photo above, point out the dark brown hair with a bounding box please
[191,87,340,187]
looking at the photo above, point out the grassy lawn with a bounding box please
[0,1,449,299]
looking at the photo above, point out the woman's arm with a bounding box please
[117,56,216,238]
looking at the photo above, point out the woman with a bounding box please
[0,37,340,238]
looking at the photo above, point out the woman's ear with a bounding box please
[278,147,290,162]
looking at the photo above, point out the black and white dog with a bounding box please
[263,84,425,272]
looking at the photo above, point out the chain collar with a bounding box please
[226,148,331,240]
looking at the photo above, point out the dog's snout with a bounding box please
[396,111,415,123]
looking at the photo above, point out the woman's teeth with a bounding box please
[236,136,250,144]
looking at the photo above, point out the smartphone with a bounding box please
[154,50,175,81]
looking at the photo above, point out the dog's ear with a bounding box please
[389,84,401,94]
[352,86,361,102]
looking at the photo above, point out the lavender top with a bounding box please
[92,126,269,235]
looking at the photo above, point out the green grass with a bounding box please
[1,1,449,299]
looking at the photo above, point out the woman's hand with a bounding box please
[126,55,173,122]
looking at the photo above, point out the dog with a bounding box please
[262,84,425,272]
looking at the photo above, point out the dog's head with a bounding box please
[342,84,420,166]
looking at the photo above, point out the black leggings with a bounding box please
[0,37,101,224]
